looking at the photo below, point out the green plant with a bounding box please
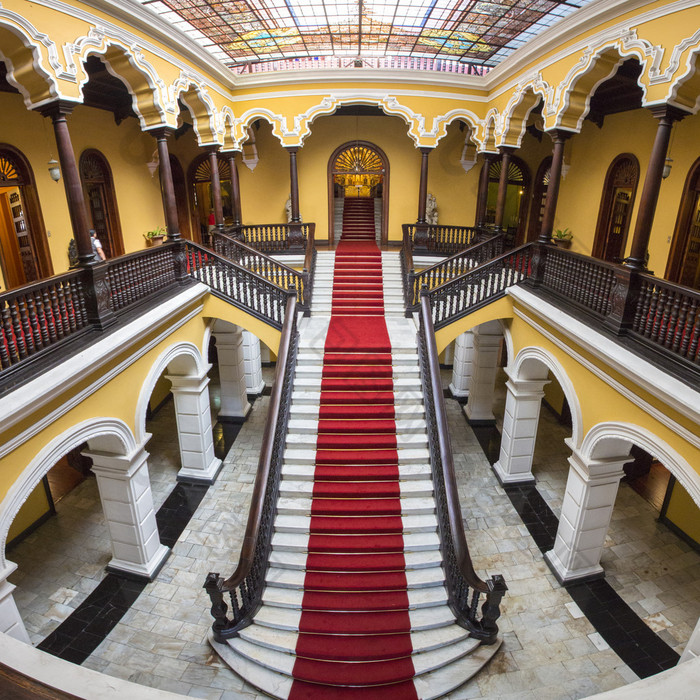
[552,227,573,241]
[144,226,166,240]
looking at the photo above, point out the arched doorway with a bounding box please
[666,157,700,289]
[188,155,231,243]
[481,156,531,244]
[527,156,552,243]
[79,149,124,259]
[592,153,639,263]
[169,154,191,240]
[0,145,52,289]
[328,141,388,245]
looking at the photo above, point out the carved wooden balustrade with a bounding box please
[239,222,315,258]
[0,270,88,373]
[204,291,298,639]
[211,232,314,315]
[403,235,504,313]
[402,223,490,257]
[418,291,506,642]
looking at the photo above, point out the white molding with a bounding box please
[507,287,700,448]
[0,285,208,460]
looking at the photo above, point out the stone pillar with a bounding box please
[449,331,474,400]
[545,449,629,584]
[680,616,700,663]
[167,369,223,483]
[242,330,265,395]
[212,323,251,421]
[492,375,548,484]
[0,563,30,643]
[85,443,170,581]
[464,321,502,423]
[442,341,454,366]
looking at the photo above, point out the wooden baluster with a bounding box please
[27,292,44,350]
[0,304,12,367]
[641,284,657,337]
[33,290,48,347]
[664,292,681,348]
[41,287,56,343]
[671,297,690,353]
[65,282,78,332]
[57,283,71,335]
[650,288,668,343]
[18,296,35,355]
[49,284,65,339]
[10,300,27,359]
[684,303,699,361]
[679,301,696,357]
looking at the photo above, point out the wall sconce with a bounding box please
[47,158,61,182]
[662,157,673,179]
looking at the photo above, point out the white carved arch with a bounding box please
[499,75,552,147]
[665,28,700,112]
[581,422,700,509]
[170,73,221,145]
[508,345,583,448]
[0,417,137,570]
[134,341,208,444]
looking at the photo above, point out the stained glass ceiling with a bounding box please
[137,1,592,73]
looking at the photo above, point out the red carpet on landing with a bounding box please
[289,198,419,699]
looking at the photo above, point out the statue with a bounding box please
[284,197,302,223]
[426,193,438,225]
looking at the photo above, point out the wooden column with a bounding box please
[475,152,496,227]
[208,146,224,231]
[625,105,688,271]
[287,147,301,223]
[40,102,93,264]
[40,100,115,329]
[152,128,180,241]
[494,147,515,229]
[225,151,242,227]
[417,148,431,224]
[538,130,573,244]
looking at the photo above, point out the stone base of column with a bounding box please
[463,403,496,425]
[218,401,252,424]
[177,457,223,485]
[106,543,171,583]
[247,380,266,396]
[0,570,30,643]
[544,549,605,585]
[448,383,469,401]
[491,460,536,486]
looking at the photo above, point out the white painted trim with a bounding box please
[0,284,208,459]
[507,286,700,446]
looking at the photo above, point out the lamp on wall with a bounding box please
[47,158,61,182]
[662,157,673,179]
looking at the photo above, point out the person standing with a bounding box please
[91,230,106,261]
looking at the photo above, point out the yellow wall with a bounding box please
[6,480,51,543]
[665,481,700,546]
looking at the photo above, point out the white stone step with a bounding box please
[282,446,430,465]
[293,376,421,390]
[289,403,425,419]
[276,495,436,516]
[285,432,427,450]
[293,365,419,379]
[295,352,418,366]
[271,530,440,553]
[287,417,425,434]
[267,548,443,571]
[281,461,432,481]
[278,479,434,498]
[273,513,438,535]
[264,564,444,590]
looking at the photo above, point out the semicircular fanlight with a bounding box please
[488,160,524,183]
[194,157,231,182]
[334,145,383,174]
[0,154,20,183]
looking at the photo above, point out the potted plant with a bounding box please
[552,227,573,249]
[144,226,167,246]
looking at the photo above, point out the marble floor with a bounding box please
[5,363,700,699]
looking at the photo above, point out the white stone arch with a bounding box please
[232,107,288,149]
[220,105,237,151]
[499,78,551,148]
[0,417,136,571]
[581,422,700,509]
[0,12,61,108]
[664,29,700,113]
[171,73,223,145]
[476,108,500,152]
[134,341,208,445]
[509,345,583,448]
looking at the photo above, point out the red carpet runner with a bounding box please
[289,217,418,698]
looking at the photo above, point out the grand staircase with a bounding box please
[338,197,377,241]
[210,228,501,697]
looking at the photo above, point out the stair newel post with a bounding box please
[413,147,432,253]
[40,101,116,330]
[286,147,305,252]
[300,268,310,316]
[203,572,232,641]
[480,575,508,644]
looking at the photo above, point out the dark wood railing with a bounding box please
[418,292,506,642]
[211,232,314,315]
[204,290,299,639]
[430,244,533,329]
[403,223,487,257]
[185,242,290,329]
[241,222,315,258]
[404,235,505,312]
[0,270,88,371]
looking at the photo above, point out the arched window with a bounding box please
[527,156,552,243]
[0,145,51,288]
[188,155,231,242]
[79,150,123,258]
[481,156,531,244]
[593,154,639,263]
[666,157,700,289]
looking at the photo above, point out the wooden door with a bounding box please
[667,159,700,289]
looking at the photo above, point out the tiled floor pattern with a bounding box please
[5,364,700,698]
